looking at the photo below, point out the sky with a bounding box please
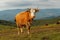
[0,0,60,11]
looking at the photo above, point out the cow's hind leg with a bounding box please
[16,23,20,35]
[20,27,23,33]
[26,23,30,35]
[17,26,23,35]
[19,25,23,34]
[17,25,23,35]
[17,27,20,35]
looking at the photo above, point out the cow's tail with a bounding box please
[14,18,16,22]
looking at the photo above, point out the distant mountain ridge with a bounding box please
[0,9,60,21]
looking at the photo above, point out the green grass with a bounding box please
[0,24,60,40]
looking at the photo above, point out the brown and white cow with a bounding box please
[15,8,39,35]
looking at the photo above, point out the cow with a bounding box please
[15,8,39,35]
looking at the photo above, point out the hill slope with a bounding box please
[0,24,60,40]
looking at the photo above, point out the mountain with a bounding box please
[0,9,25,21]
[0,9,60,22]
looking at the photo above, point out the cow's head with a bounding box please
[29,8,39,18]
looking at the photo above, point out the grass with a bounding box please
[0,24,60,40]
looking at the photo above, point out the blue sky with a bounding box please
[0,0,60,11]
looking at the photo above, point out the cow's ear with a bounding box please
[35,8,39,12]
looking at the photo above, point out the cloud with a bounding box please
[0,0,60,11]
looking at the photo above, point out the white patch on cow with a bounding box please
[30,9,35,17]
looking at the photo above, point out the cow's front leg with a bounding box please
[27,26,30,35]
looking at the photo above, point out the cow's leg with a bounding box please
[19,25,23,33]
[16,23,20,35]
[17,27,20,35]
[20,27,23,33]
[26,23,30,35]
[27,26,30,35]
[17,25,23,34]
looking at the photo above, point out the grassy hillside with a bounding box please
[0,24,60,40]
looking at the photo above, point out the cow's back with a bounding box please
[15,11,30,25]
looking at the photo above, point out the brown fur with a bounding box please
[15,11,33,26]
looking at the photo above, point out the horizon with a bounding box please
[0,8,60,11]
